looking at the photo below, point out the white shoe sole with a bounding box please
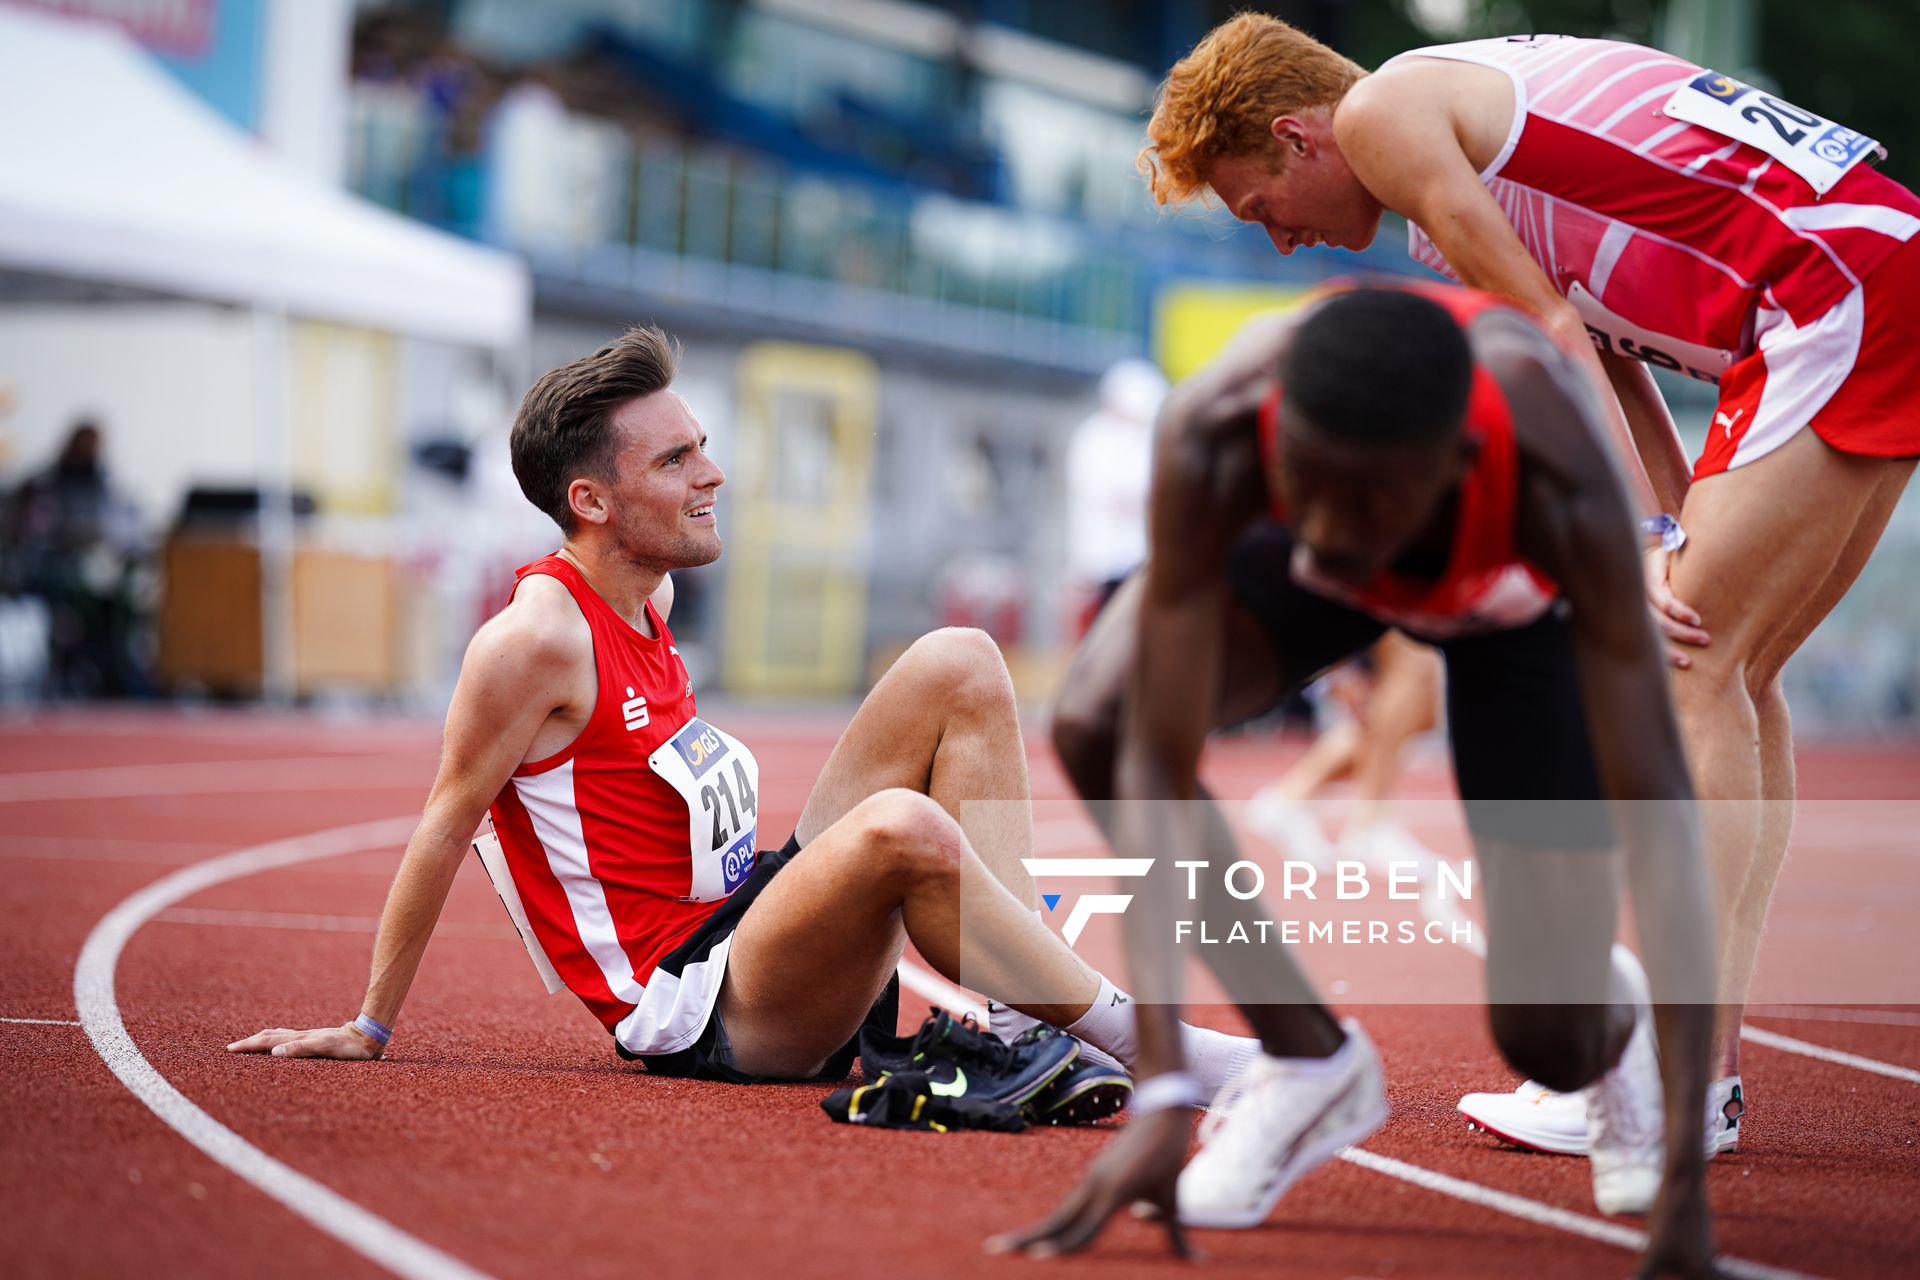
[1460,1097,1740,1160]
[1457,1093,1589,1156]
[1178,1078,1389,1229]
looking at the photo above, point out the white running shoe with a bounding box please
[1706,1075,1743,1156]
[1587,946,1664,1216]
[1458,1080,1590,1154]
[1460,1074,1742,1161]
[1176,1020,1388,1229]
[1246,788,1336,869]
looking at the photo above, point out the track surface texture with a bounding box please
[3,707,1916,1279]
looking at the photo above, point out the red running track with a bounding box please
[2,708,1917,1279]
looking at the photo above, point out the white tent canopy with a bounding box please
[0,6,529,350]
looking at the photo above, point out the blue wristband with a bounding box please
[1639,513,1687,554]
[352,1012,392,1046]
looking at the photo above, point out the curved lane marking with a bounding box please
[75,815,493,1280]
[75,809,1892,1280]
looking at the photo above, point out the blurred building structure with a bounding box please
[0,2,530,705]
[0,0,1914,727]
[335,0,1414,703]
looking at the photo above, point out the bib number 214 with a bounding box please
[650,716,763,901]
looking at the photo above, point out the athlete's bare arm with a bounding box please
[988,318,1292,1256]
[1485,316,1723,1278]
[227,581,596,1060]
[1334,65,1659,518]
[1594,353,1709,663]
[1113,311,1290,1065]
[1598,352,1692,517]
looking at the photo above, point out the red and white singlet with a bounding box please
[1390,36,1920,475]
[1260,285,1559,639]
[487,556,761,1056]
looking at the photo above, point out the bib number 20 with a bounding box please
[1740,94,1820,147]
[1665,72,1883,195]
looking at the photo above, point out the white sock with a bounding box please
[1065,974,1139,1068]
[1061,976,1258,1099]
[1184,1023,1260,1102]
[986,998,1042,1043]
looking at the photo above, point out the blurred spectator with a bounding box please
[484,74,574,245]
[1,421,153,698]
[1064,358,1167,636]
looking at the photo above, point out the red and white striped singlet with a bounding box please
[1388,36,1920,472]
[488,556,761,1056]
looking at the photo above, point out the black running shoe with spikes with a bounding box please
[859,1007,1079,1109]
[1013,1025,1132,1125]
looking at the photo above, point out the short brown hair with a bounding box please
[1138,13,1366,206]
[511,325,679,532]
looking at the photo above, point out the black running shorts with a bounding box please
[1226,519,1614,852]
[621,834,901,1084]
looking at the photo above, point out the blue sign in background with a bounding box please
[152,0,265,132]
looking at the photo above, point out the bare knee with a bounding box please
[849,788,965,883]
[1670,646,1753,720]
[1488,1004,1618,1093]
[1745,662,1788,709]
[903,626,1015,714]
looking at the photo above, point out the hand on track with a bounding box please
[1633,1181,1730,1280]
[1643,547,1709,668]
[227,1024,384,1060]
[986,1106,1196,1261]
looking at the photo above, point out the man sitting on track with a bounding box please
[993,285,1722,1277]
[1133,13,1920,1149]
[228,326,1253,1117]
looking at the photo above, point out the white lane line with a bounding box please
[1391,850,1919,1088]
[1,758,428,804]
[1741,1025,1920,1084]
[894,959,1819,1278]
[75,816,495,1280]
[3,1016,82,1026]
[1338,1148,1816,1280]
[1749,1005,1920,1028]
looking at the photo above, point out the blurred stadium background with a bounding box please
[0,0,1914,728]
